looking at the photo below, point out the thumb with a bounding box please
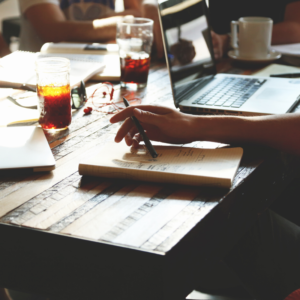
[133,108,162,126]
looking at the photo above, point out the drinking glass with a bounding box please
[116,17,153,89]
[36,57,72,130]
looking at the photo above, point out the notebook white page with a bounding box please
[79,142,243,188]
[0,51,105,89]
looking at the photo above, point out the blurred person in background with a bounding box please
[141,0,164,58]
[18,0,141,52]
[209,0,300,59]
[18,0,164,57]
[0,33,10,57]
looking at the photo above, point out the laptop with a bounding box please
[157,0,300,115]
[0,127,55,172]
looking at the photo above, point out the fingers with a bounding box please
[114,107,163,144]
[110,105,173,123]
[125,127,142,146]
[115,117,137,143]
[131,133,143,148]
[211,31,222,60]
[211,30,216,44]
[211,30,225,60]
[211,31,219,47]
[214,48,222,60]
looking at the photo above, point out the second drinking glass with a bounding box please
[116,17,153,89]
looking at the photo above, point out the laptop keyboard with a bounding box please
[192,77,266,108]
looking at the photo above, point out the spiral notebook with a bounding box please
[0,51,105,89]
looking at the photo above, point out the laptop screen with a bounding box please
[158,0,216,106]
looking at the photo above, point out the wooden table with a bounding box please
[0,59,299,300]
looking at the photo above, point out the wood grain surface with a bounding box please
[0,60,299,300]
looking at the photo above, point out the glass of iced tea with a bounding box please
[35,57,71,130]
[116,17,153,89]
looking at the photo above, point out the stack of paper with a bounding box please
[271,43,300,57]
[0,51,105,89]
[0,91,39,127]
[41,42,119,54]
[40,42,121,81]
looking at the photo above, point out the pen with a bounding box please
[270,73,300,78]
[123,97,158,158]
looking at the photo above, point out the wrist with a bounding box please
[192,115,248,144]
[191,115,215,141]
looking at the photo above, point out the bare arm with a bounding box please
[123,0,142,16]
[141,3,164,58]
[0,33,10,57]
[110,106,300,156]
[24,3,141,43]
[272,1,300,44]
[0,288,12,300]
[197,113,300,156]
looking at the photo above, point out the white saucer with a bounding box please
[228,50,281,63]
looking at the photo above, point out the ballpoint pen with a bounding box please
[123,97,158,158]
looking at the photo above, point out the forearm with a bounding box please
[195,114,300,156]
[0,34,10,57]
[111,106,300,155]
[76,17,121,42]
[31,18,122,43]
[110,9,141,17]
[272,22,300,45]
[25,3,138,44]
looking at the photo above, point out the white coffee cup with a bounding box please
[231,17,273,59]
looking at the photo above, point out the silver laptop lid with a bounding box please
[157,0,216,107]
[0,127,55,171]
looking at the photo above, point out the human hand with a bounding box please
[0,288,12,300]
[211,31,230,60]
[110,105,199,146]
[142,4,164,59]
[170,38,196,65]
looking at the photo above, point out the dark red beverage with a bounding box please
[37,85,72,130]
[120,54,150,85]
